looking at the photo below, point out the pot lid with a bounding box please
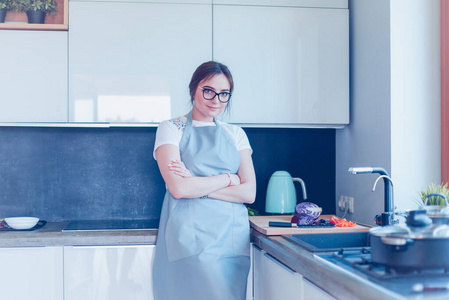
[369,225,410,236]
[370,224,449,239]
[426,206,449,217]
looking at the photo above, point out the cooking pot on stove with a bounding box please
[370,209,449,270]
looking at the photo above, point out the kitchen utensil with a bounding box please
[4,217,39,230]
[269,221,298,227]
[369,210,449,269]
[269,220,335,228]
[265,171,307,214]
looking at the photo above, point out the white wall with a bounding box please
[336,0,440,225]
[390,0,441,211]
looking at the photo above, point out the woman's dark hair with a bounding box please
[189,61,234,107]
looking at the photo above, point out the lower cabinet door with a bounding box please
[303,278,335,300]
[253,245,303,300]
[0,246,63,300]
[64,245,155,300]
[247,243,254,300]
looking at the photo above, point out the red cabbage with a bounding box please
[291,202,322,225]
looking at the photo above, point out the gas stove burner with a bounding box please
[317,248,449,297]
[385,266,449,277]
[332,248,449,280]
[336,247,371,256]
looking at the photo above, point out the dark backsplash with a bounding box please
[0,126,335,221]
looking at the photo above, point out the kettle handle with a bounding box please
[292,178,307,201]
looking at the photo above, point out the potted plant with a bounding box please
[0,0,13,23]
[16,0,58,24]
[419,182,449,206]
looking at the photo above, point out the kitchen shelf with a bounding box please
[0,0,68,31]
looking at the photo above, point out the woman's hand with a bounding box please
[229,174,241,186]
[169,160,192,178]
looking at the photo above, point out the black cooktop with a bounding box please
[63,219,159,231]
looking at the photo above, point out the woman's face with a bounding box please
[192,74,230,122]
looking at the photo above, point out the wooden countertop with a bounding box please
[249,215,370,235]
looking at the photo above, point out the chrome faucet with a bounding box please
[372,175,397,225]
[348,167,394,226]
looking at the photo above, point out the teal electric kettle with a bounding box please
[265,171,307,214]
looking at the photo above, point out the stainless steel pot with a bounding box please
[369,210,449,270]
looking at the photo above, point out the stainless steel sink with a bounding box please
[284,232,370,252]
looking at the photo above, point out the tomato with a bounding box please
[329,215,356,227]
[329,216,341,224]
[335,220,356,227]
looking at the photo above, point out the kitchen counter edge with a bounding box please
[0,222,157,247]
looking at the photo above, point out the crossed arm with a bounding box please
[155,144,256,204]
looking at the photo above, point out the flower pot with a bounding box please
[26,10,46,24]
[0,9,6,23]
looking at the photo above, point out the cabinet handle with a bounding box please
[69,245,154,249]
[263,252,296,275]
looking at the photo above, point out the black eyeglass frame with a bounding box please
[200,87,232,103]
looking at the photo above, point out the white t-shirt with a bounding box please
[153,115,252,160]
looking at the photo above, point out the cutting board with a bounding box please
[249,215,370,235]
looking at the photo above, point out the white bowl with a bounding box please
[4,217,39,230]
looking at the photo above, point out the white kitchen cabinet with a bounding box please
[253,245,303,300]
[213,5,349,126]
[213,0,347,8]
[68,1,212,123]
[0,31,68,123]
[303,278,335,300]
[247,242,254,300]
[88,0,211,3]
[64,245,155,300]
[0,246,64,300]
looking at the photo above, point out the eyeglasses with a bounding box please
[200,87,232,103]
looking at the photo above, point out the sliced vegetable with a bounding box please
[329,215,356,227]
[291,214,316,225]
[312,219,333,226]
[329,215,342,224]
[335,220,356,227]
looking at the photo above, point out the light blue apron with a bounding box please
[152,111,250,300]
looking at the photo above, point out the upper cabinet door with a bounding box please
[0,31,68,123]
[213,5,349,126]
[69,2,212,123]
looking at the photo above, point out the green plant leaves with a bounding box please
[15,0,58,14]
[420,183,449,206]
[0,0,14,10]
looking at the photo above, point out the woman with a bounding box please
[152,61,256,300]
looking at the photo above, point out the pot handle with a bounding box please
[424,193,448,206]
[380,237,414,251]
